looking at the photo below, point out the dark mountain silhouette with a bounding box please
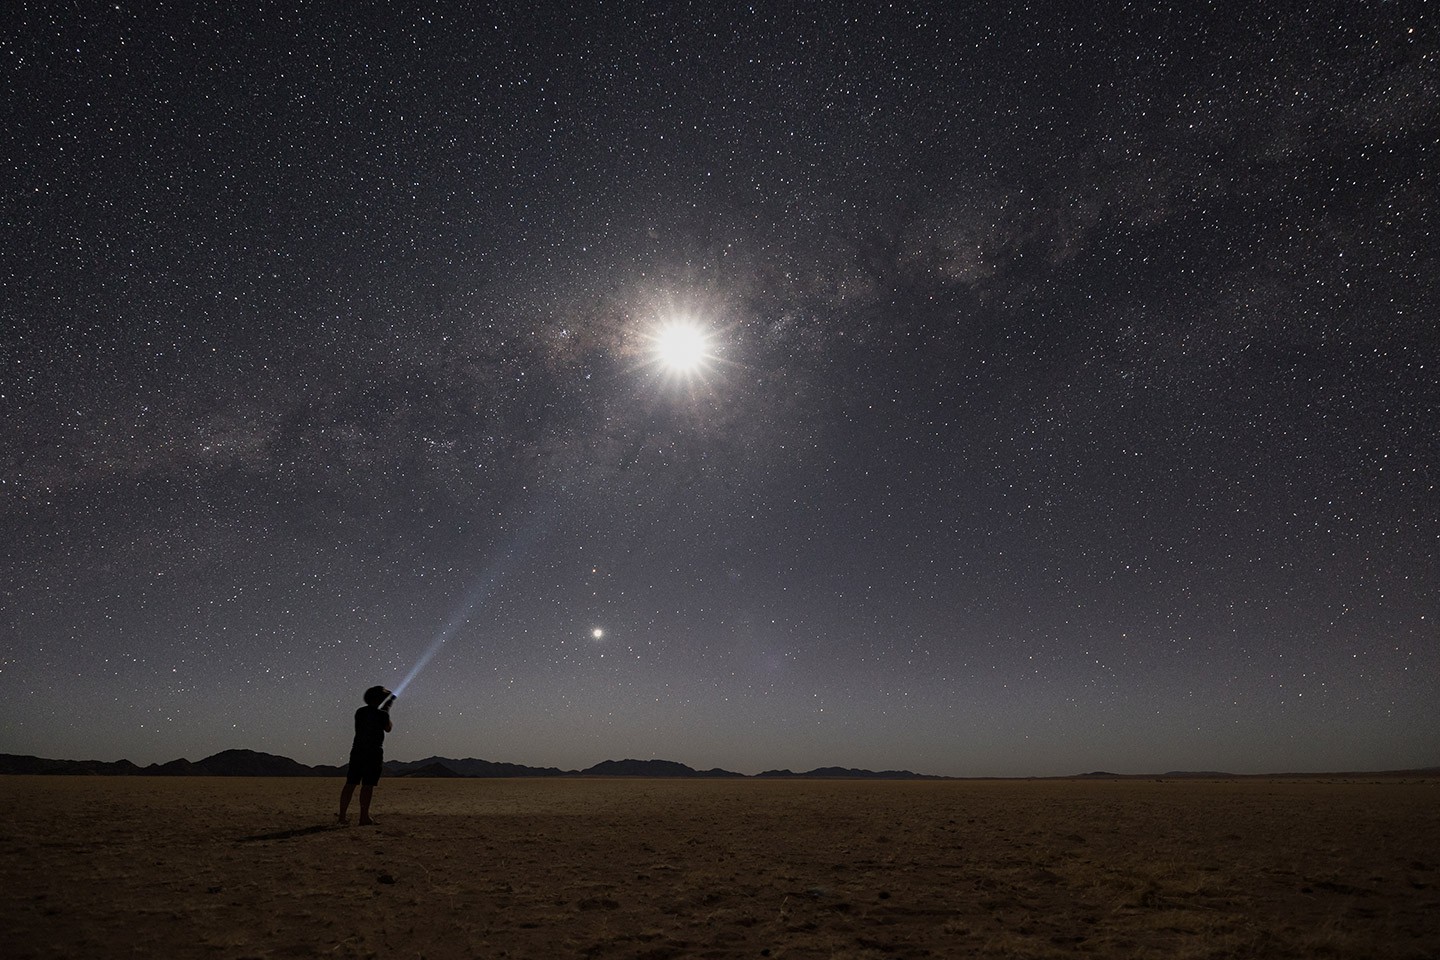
[145,758,199,776]
[0,754,143,776]
[191,749,328,777]
[386,756,573,778]
[6,750,1433,780]
[1161,771,1237,779]
[755,766,944,780]
[581,758,745,778]
[396,761,464,778]
[0,750,338,777]
[141,750,344,777]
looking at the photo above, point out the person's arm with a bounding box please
[384,715,393,733]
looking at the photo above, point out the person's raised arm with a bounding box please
[379,692,396,732]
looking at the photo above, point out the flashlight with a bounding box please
[380,693,397,712]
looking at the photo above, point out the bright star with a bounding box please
[652,322,712,376]
[591,628,604,640]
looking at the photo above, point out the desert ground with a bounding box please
[2,776,1436,959]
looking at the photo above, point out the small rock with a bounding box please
[378,874,396,884]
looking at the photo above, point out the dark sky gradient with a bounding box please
[3,2,1436,776]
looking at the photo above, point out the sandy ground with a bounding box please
[2,776,1437,959]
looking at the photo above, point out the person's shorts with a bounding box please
[346,748,383,786]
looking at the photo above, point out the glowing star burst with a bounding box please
[591,628,604,640]
[653,322,711,376]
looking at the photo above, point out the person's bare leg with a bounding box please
[358,785,376,825]
[338,783,356,823]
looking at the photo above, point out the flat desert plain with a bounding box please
[2,776,1437,959]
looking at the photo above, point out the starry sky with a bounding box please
[2,2,1436,777]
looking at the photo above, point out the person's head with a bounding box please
[363,685,390,707]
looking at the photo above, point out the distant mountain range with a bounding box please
[756,766,945,780]
[0,749,946,780]
[0,749,344,778]
[2,750,1435,780]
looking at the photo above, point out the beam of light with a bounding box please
[392,583,490,698]
[392,510,554,697]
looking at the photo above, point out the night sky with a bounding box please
[3,3,1436,777]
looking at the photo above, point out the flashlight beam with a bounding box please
[393,569,503,697]
[391,507,557,697]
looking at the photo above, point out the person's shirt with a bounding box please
[352,705,388,751]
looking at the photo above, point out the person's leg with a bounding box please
[358,785,376,825]
[338,782,356,822]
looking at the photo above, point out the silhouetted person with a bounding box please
[338,685,394,826]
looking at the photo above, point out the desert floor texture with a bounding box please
[2,775,1437,959]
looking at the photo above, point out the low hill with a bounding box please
[396,761,464,778]
[755,766,944,780]
[191,749,330,777]
[581,758,745,778]
[386,756,573,778]
[0,754,143,776]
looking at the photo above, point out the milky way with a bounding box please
[2,3,1436,775]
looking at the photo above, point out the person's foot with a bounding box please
[358,817,377,826]
[336,813,350,825]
